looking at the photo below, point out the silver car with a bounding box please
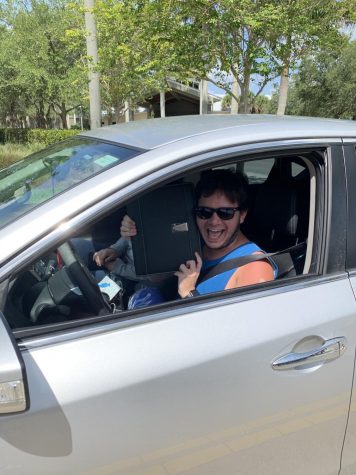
[1,114,356,475]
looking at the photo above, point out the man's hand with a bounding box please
[120,215,137,239]
[174,252,202,298]
[93,248,119,269]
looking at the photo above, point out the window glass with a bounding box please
[0,138,142,229]
[292,161,305,177]
[7,154,314,335]
[243,158,275,184]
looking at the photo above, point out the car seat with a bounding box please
[242,158,310,277]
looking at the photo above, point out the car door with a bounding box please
[0,141,355,475]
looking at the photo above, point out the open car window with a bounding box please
[5,151,318,335]
[0,137,142,229]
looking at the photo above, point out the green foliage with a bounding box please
[265,90,279,114]
[93,0,289,112]
[268,0,353,114]
[221,92,271,113]
[271,41,356,119]
[28,129,79,145]
[0,143,45,169]
[168,0,286,112]
[94,0,190,110]
[269,0,349,67]
[221,94,232,111]
[250,94,271,114]
[149,0,352,113]
[0,0,87,128]
[0,129,79,146]
[1,0,354,122]
[0,129,28,145]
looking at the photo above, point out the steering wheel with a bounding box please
[57,242,112,315]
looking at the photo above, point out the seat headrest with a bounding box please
[243,179,309,252]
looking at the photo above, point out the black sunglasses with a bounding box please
[194,206,241,220]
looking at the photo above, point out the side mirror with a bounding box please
[0,315,28,414]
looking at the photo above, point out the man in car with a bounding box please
[121,169,277,300]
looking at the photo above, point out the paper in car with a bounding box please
[98,275,122,300]
[94,155,119,168]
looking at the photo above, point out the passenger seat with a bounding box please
[242,159,310,277]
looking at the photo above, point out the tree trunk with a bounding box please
[57,102,68,129]
[124,101,134,122]
[239,75,250,114]
[200,79,208,114]
[277,65,289,116]
[45,105,53,128]
[147,103,154,119]
[230,75,239,114]
[84,0,102,129]
[160,91,166,117]
[62,113,68,129]
[107,108,113,126]
[115,104,121,123]
[36,100,46,128]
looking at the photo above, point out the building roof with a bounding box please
[165,79,221,103]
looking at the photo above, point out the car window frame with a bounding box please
[3,139,343,343]
[324,143,348,273]
[344,141,356,271]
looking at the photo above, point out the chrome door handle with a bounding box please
[272,337,347,371]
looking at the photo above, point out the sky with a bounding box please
[208,77,276,98]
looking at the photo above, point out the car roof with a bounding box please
[81,114,356,150]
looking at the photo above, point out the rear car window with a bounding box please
[243,158,275,184]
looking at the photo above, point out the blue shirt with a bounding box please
[197,242,278,295]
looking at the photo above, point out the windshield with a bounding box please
[0,137,142,229]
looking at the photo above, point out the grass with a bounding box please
[0,142,45,169]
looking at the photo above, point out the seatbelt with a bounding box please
[197,242,306,285]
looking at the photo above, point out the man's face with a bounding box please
[196,191,247,252]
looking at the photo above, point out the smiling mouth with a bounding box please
[207,229,225,240]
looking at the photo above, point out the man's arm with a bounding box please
[109,256,139,281]
[226,257,275,289]
[110,237,129,256]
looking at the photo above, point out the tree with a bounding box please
[221,94,231,111]
[94,1,288,114]
[94,0,188,116]
[75,0,355,119]
[270,40,356,119]
[169,0,355,115]
[250,93,271,114]
[221,91,270,113]
[168,0,284,113]
[0,0,87,128]
[0,24,28,126]
[269,0,354,115]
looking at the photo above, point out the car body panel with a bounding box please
[340,273,356,475]
[0,276,355,475]
[340,140,356,475]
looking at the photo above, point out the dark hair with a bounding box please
[195,169,249,210]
